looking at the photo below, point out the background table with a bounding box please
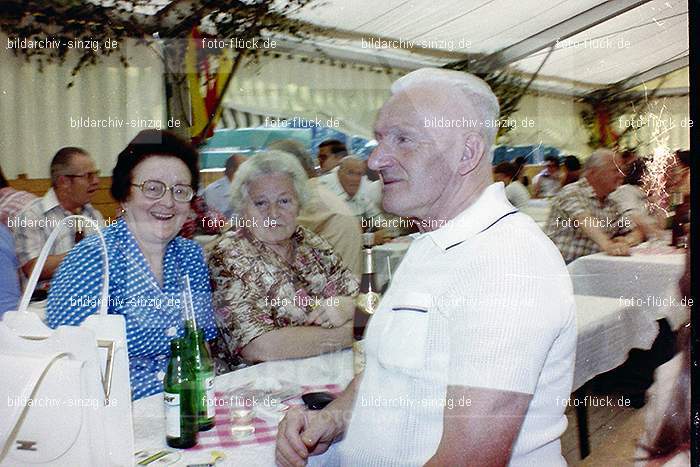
[133,351,353,466]
[567,247,688,330]
[568,245,686,458]
[573,295,658,391]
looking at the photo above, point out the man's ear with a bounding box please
[54,175,68,191]
[457,133,486,176]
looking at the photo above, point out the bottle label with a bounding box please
[164,392,180,438]
[353,340,366,375]
[205,376,215,418]
[356,292,380,315]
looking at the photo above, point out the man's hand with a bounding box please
[276,376,360,466]
[276,408,340,467]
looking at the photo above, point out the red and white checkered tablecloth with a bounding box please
[189,384,343,451]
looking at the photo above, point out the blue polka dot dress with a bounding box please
[47,218,217,400]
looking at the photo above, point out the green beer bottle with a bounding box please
[164,337,198,448]
[180,274,216,431]
[186,323,216,431]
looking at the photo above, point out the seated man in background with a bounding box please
[546,148,644,263]
[318,155,390,244]
[200,153,246,219]
[15,147,103,290]
[317,139,347,174]
[0,224,20,315]
[493,161,530,209]
[532,155,562,198]
[561,155,582,187]
[318,156,379,218]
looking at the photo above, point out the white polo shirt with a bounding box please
[338,183,576,466]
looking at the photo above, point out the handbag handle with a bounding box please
[18,215,109,316]
[0,352,74,459]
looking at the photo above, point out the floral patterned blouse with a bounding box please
[206,226,359,371]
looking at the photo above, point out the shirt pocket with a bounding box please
[377,291,431,371]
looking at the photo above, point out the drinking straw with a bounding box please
[181,274,198,331]
[386,257,392,284]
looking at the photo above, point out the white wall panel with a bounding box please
[0,34,165,179]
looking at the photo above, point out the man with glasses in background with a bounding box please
[15,147,103,292]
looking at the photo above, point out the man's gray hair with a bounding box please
[231,150,311,212]
[391,68,501,158]
[584,148,615,171]
[50,146,89,186]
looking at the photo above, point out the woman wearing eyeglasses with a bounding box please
[46,129,217,400]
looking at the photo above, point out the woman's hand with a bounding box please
[306,296,354,328]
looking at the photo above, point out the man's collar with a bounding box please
[39,188,62,214]
[426,182,518,251]
[41,188,95,215]
[330,170,355,201]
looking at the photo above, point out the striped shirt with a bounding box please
[14,188,103,289]
[545,178,632,263]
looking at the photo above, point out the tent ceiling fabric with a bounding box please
[289,0,609,55]
[106,0,688,88]
[284,0,687,88]
[511,0,688,84]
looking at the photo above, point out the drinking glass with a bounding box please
[226,390,255,439]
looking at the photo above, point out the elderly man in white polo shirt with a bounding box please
[317,155,382,220]
[276,68,576,467]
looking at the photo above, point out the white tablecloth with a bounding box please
[567,249,688,330]
[132,351,353,466]
[573,295,659,391]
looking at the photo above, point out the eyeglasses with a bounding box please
[65,171,100,180]
[131,180,194,203]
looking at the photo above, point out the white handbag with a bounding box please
[0,215,134,466]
